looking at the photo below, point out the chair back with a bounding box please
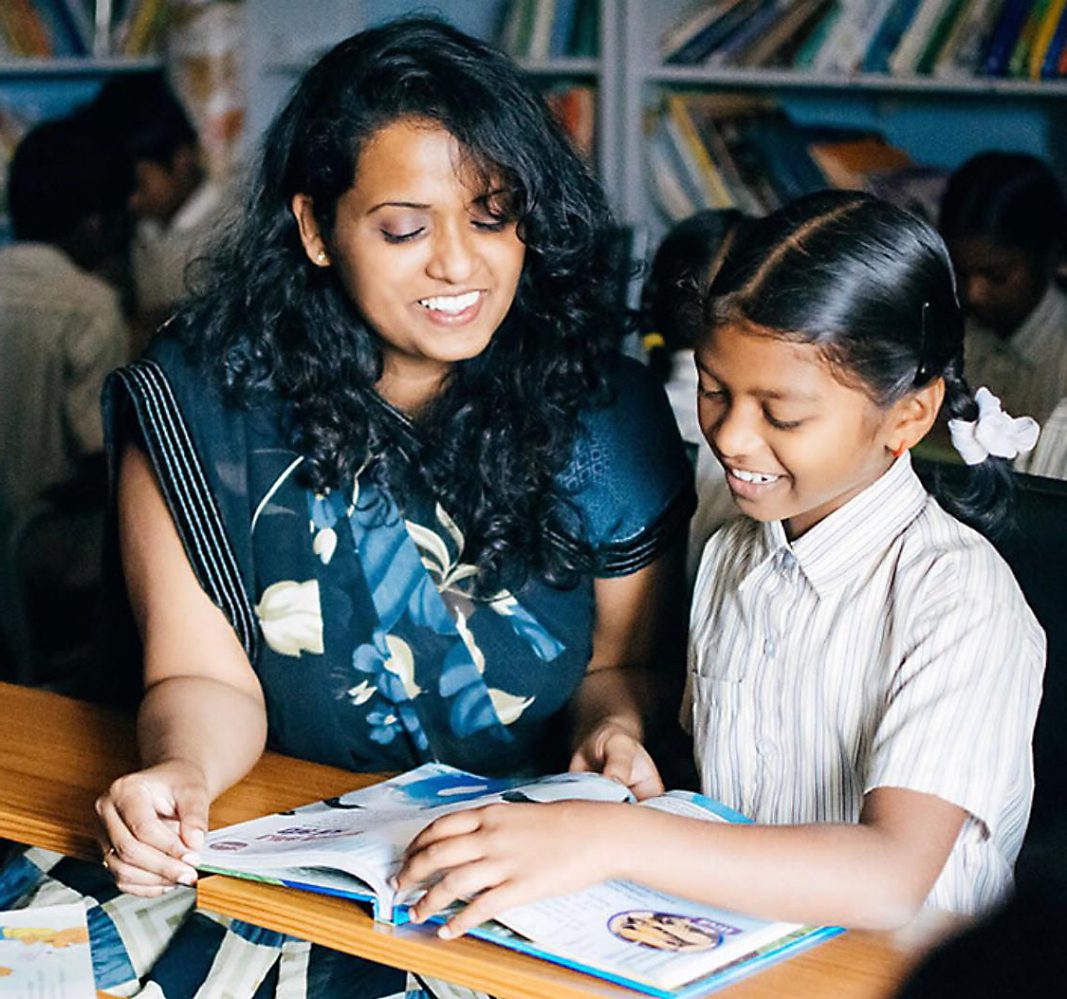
[915,460,1067,855]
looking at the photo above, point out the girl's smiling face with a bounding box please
[293,117,526,409]
[696,322,902,539]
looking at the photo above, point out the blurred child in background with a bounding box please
[642,209,751,578]
[81,72,237,341]
[940,152,1067,427]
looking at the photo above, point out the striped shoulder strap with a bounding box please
[110,359,259,661]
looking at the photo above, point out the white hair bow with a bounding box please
[947,387,1040,466]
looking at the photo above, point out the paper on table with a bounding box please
[0,903,95,998]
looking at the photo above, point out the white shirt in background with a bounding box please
[0,243,127,511]
[685,452,1044,916]
[132,178,237,314]
[964,282,1067,427]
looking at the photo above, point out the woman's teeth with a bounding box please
[420,291,480,313]
[731,468,780,484]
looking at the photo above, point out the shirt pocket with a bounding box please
[689,624,747,683]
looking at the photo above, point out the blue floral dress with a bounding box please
[0,335,694,997]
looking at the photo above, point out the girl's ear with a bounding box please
[886,377,946,454]
[291,194,331,267]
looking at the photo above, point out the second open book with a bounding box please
[200,764,840,998]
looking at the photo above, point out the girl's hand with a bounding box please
[95,760,208,896]
[570,721,665,800]
[397,800,626,938]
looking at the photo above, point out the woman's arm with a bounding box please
[568,541,687,799]
[398,785,965,937]
[94,444,268,896]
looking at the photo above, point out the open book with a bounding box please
[200,764,841,998]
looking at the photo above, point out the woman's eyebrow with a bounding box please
[367,200,430,214]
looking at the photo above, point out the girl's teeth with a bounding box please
[732,469,779,484]
[420,291,480,313]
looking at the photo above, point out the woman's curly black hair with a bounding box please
[171,17,623,594]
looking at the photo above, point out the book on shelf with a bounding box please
[704,0,790,69]
[808,135,913,189]
[111,0,168,56]
[863,0,924,73]
[1007,0,1052,78]
[813,0,897,74]
[543,81,595,161]
[30,0,93,57]
[1032,0,1067,78]
[661,0,766,66]
[657,0,1067,78]
[0,0,51,58]
[1043,0,1067,76]
[931,0,1002,78]
[498,0,597,60]
[732,0,831,69]
[200,763,841,999]
[983,0,1032,76]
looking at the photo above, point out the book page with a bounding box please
[486,789,799,990]
[0,903,95,999]
[202,763,634,916]
[491,880,801,991]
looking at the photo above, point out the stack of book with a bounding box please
[0,0,168,60]
[662,0,1067,80]
[499,0,599,60]
[542,80,596,161]
[647,92,949,222]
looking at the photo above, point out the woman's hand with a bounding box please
[397,800,627,938]
[95,760,207,896]
[571,720,665,800]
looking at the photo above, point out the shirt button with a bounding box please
[757,739,776,756]
[763,639,776,658]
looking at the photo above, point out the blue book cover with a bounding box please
[982,0,1032,75]
[548,0,579,58]
[665,0,765,65]
[862,0,925,72]
[1042,1,1067,75]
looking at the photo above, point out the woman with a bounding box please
[0,18,693,998]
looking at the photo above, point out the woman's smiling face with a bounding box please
[294,117,526,407]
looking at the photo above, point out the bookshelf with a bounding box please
[244,0,622,205]
[0,1,167,68]
[241,1,1067,242]
[617,0,1067,238]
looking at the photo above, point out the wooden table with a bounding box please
[0,682,960,998]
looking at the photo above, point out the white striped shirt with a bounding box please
[684,453,1045,916]
[964,282,1067,427]
[1017,395,1067,481]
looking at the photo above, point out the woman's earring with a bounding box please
[891,443,906,458]
[316,250,328,265]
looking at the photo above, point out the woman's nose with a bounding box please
[426,222,476,284]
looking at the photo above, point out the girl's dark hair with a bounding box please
[641,209,750,382]
[171,17,621,592]
[707,189,1013,536]
[939,152,1067,263]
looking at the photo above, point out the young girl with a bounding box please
[397,191,1045,935]
[940,152,1067,426]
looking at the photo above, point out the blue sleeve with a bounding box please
[555,356,696,577]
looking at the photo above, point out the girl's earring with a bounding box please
[891,443,907,458]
